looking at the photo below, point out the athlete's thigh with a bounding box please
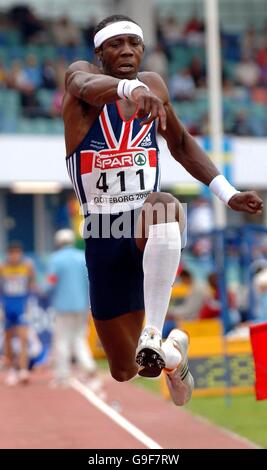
[94,310,144,373]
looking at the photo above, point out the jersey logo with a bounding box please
[134,153,147,166]
[140,133,152,147]
[80,149,157,174]
[95,153,133,170]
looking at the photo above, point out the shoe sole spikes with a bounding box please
[136,348,166,378]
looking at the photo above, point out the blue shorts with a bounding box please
[2,296,28,331]
[85,210,144,320]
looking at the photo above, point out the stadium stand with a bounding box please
[0,2,267,136]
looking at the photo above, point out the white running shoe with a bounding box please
[18,369,30,385]
[4,368,18,386]
[136,327,166,377]
[164,329,194,406]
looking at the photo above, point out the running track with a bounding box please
[0,371,258,449]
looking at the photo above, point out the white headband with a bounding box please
[94,21,144,48]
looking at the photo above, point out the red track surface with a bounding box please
[0,371,256,449]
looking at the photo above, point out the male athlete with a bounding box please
[62,15,263,405]
[0,242,35,385]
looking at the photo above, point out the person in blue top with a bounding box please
[47,229,97,385]
[0,241,35,385]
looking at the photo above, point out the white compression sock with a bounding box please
[143,222,181,335]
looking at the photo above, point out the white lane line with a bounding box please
[70,378,162,450]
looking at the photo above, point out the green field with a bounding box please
[133,376,267,448]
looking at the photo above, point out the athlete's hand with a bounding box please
[131,87,166,130]
[228,191,263,214]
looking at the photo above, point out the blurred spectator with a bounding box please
[184,14,204,35]
[169,68,196,101]
[46,229,99,388]
[0,242,36,386]
[7,59,31,90]
[198,272,221,319]
[188,197,214,234]
[253,267,267,322]
[198,272,240,326]
[184,14,205,46]
[234,54,261,88]
[83,18,97,48]
[0,60,7,88]
[254,82,267,103]
[41,59,57,90]
[230,110,252,136]
[144,43,169,82]
[52,16,81,47]
[8,5,46,44]
[188,56,206,87]
[7,58,46,119]
[198,112,210,136]
[241,26,260,59]
[256,42,267,67]
[160,16,183,48]
[24,54,42,88]
[55,57,68,89]
[167,269,208,321]
[20,90,46,118]
[188,197,214,257]
[221,31,241,62]
[223,78,241,98]
[50,84,64,118]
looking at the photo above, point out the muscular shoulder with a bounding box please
[138,71,169,103]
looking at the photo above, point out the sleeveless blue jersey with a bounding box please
[66,101,160,214]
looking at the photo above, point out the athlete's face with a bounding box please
[96,34,144,79]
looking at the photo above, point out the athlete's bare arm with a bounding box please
[64,61,165,117]
[147,73,263,214]
[63,62,166,154]
[65,60,123,106]
[144,73,219,186]
[63,63,262,214]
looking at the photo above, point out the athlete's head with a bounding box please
[7,241,23,265]
[54,229,75,248]
[94,15,145,79]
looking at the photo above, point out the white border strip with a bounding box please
[70,378,162,449]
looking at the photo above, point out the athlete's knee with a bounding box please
[136,193,185,247]
[145,191,178,206]
[143,192,183,224]
[110,366,137,382]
